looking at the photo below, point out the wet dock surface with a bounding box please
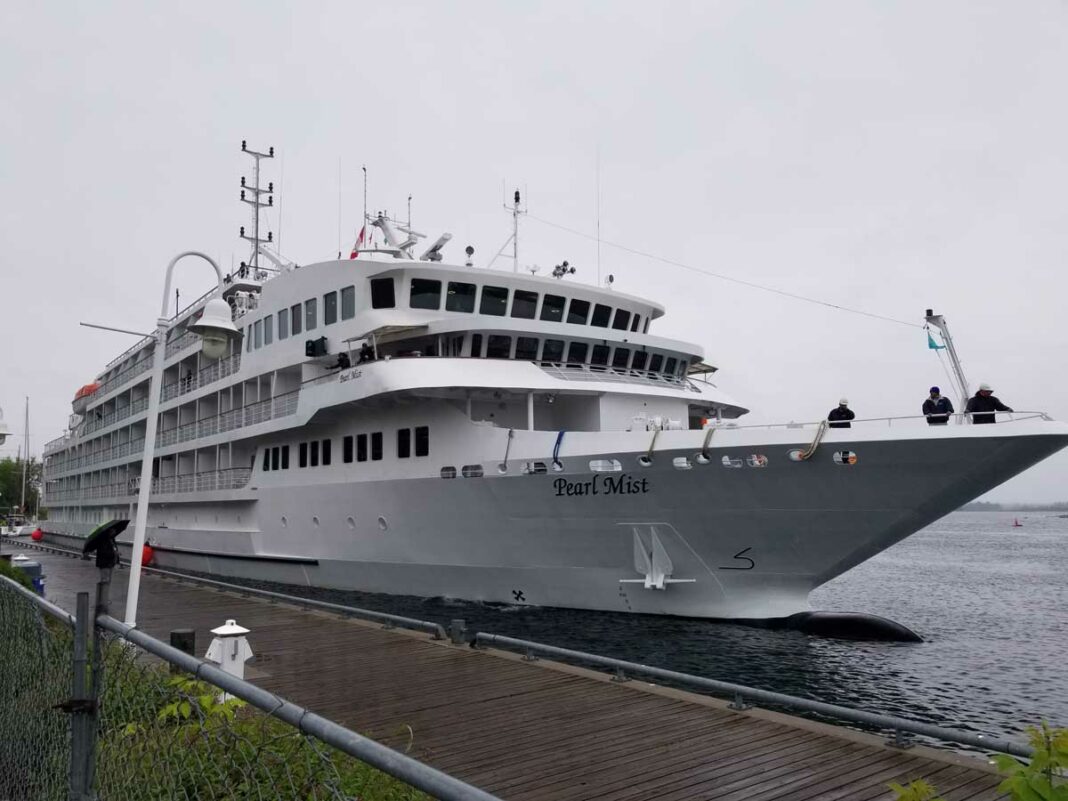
[18,541,1007,800]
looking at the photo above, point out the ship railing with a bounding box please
[164,328,200,359]
[93,355,154,400]
[713,410,1053,433]
[474,632,1033,759]
[154,389,300,450]
[160,352,242,403]
[83,397,150,436]
[44,468,254,503]
[538,361,700,392]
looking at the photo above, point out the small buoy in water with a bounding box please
[1012,518,1022,528]
[30,528,43,542]
[142,544,155,566]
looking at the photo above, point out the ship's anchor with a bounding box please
[619,526,696,590]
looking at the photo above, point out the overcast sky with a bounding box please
[1,1,1066,501]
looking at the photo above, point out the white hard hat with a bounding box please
[978,382,992,392]
[839,398,849,406]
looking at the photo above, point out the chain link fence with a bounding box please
[0,577,497,801]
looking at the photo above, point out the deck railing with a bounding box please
[539,361,699,392]
[712,410,1054,433]
[45,467,252,503]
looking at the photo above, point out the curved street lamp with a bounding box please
[124,252,240,627]
[0,405,9,445]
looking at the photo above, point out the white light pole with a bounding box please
[124,251,239,627]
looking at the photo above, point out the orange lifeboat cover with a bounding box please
[73,382,101,402]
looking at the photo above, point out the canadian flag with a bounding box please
[349,225,366,259]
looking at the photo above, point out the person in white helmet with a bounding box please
[828,398,855,429]
[965,382,1013,424]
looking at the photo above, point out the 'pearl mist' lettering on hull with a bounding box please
[554,474,650,497]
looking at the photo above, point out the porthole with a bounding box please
[346,516,356,530]
[695,453,710,465]
[377,515,388,531]
[590,459,623,473]
[461,464,484,478]
[637,456,653,468]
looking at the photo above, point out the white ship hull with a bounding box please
[44,421,1068,619]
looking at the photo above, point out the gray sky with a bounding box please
[2,1,1066,501]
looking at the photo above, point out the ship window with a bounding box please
[567,299,590,325]
[678,360,688,377]
[291,303,302,336]
[612,309,631,331]
[612,347,631,369]
[262,448,270,471]
[253,320,263,349]
[410,278,442,310]
[591,304,612,327]
[371,431,383,461]
[665,357,678,375]
[649,353,664,372]
[469,333,483,358]
[487,335,512,359]
[540,294,566,322]
[281,445,290,469]
[398,428,411,459]
[567,341,588,365]
[299,442,308,468]
[511,290,538,319]
[440,466,457,479]
[630,315,641,332]
[461,464,484,478]
[322,438,331,466]
[515,337,539,361]
[632,351,648,371]
[278,309,289,340]
[305,298,317,331]
[415,426,429,457]
[341,286,356,320]
[343,435,353,463]
[644,319,650,334]
[324,291,338,325]
[542,339,564,363]
[310,440,320,467]
[446,281,476,313]
[480,285,509,316]
[271,447,280,471]
[357,433,367,462]
[264,315,273,345]
[246,328,252,352]
[371,278,395,309]
[591,344,610,367]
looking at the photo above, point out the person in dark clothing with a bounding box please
[828,398,855,429]
[965,383,1013,424]
[922,386,954,425]
[357,342,374,364]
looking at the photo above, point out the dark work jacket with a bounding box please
[922,396,954,425]
[827,406,855,429]
[965,393,1012,424]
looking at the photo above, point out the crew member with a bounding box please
[965,383,1013,424]
[357,342,374,364]
[922,386,954,425]
[828,398,855,429]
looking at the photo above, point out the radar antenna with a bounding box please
[486,187,526,271]
[238,140,274,277]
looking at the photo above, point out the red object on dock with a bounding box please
[142,544,155,566]
[31,528,43,541]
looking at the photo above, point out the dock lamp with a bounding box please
[124,252,240,628]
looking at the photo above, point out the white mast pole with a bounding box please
[362,165,368,242]
[925,309,970,414]
[513,190,520,273]
[20,397,27,515]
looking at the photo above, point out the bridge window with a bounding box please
[322,438,331,466]
[278,309,289,339]
[511,290,538,319]
[487,335,512,359]
[323,291,338,325]
[410,278,442,310]
[281,445,289,469]
[371,431,383,461]
[415,426,429,457]
[264,315,274,345]
[310,440,320,467]
[591,344,610,368]
[299,442,308,468]
[612,347,631,369]
[341,285,356,319]
[398,428,411,458]
[632,351,648,371]
[665,357,678,375]
[567,342,588,365]
[480,285,509,316]
[644,319,650,334]
[542,339,564,363]
[630,315,641,333]
[649,353,664,372]
[290,303,302,336]
[591,304,612,328]
[262,448,270,471]
[469,333,483,358]
[253,319,263,349]
[567,299,590,325]
[271,447,279,470]
[540,293,565,322]
[612,309,631,331]
[305,298,317,331]
[446,281,476,313]
[515,337,539,361]
[371,278,395,309]
[343,435,353,463]
[357,433,367,462]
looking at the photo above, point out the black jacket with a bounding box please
[828,406,855,428]
[922,396,954,424]
[965,393,1012,424]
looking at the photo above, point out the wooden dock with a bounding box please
[24,544,1007,800]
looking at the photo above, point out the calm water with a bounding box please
[230,510,1068,745]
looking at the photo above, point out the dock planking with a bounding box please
[26,545,1007,800]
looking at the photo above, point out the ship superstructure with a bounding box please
[40,153,1068,619]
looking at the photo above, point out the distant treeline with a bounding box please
[961,500,1068,512]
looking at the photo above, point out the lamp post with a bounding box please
[124,252,239,628]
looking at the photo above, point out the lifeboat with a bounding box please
[71,382,100,414]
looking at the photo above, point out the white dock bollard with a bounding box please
[204,618,253,700]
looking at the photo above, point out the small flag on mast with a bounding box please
[349,225,366,259]
[927,331,946,350]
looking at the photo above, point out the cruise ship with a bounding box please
[41,150,1068,619]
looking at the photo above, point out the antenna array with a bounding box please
[238,140,274,275]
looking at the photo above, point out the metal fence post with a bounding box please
[67,592,97,801]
